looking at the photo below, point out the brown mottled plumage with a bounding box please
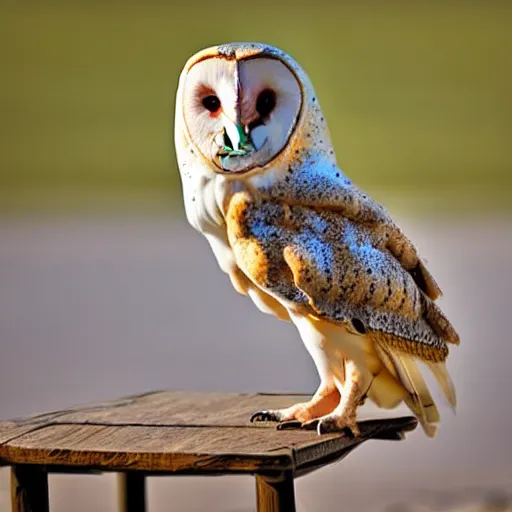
[225,191,455,363]
[175,42,460,436]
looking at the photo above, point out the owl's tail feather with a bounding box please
[373,343,440,437]
[365,364,408,410]
[425,361,457,410]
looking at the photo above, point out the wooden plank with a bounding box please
[3,392,163,427]
[11,465,50,512]
[0,424,47,446]
[118,472,146,512]
[0,417,416,474]
[0,424,297,472]
[256,472,296,512]
[26,391,308,428]
[0,392,415,434]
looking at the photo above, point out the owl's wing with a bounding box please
[258,161,442,300]
[226,191,459,364]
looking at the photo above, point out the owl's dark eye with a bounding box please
[256,89,276,118]
[202,95,221,113]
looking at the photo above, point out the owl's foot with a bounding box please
[300,409,360,436]
[276,398,360,436]
[250,385,340,425]
[276,360,363,436]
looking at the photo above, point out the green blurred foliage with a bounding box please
[0,1,510,215]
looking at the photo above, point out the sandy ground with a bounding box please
[0,214,511,511]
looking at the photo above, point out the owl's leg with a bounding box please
[301,359,363,436]
[250,313,343,425]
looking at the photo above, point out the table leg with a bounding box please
[11,465,50,512]
[118,472,146,512]
[255,471,296,512]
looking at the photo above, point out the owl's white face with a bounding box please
[181,56,302,174]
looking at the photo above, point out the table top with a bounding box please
[0,391,417,475]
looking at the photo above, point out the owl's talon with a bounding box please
[300,419,320,431]
[316,416,360,437]
[250,410,282,423]
[276,420,302,430]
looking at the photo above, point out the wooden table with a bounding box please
[0,391,417,511]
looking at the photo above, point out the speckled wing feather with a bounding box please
[226,189,459,363]
[255,158,443,301]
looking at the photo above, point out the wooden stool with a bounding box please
[0,391,417,511]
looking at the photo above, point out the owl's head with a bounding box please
[175,43,332,176]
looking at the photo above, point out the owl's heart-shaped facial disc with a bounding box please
[181,55,302,174]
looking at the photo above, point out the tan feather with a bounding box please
[425,361,457,410]
[370,344,409,409]
[422,295,460,345]
[376,342,440,437]
[417,259,443,300]
[367,365,408,409]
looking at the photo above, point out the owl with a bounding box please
[174,42,459,436]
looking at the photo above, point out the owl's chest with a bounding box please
[189,179,291,321]
[203,222,292,322]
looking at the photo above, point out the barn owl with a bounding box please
[174,42,459,436]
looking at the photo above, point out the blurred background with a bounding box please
[0,1,511,511]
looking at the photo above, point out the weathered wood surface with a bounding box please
[0,391,417,474]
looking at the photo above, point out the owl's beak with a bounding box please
[224,119,246,152]
[218,114,254,156]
